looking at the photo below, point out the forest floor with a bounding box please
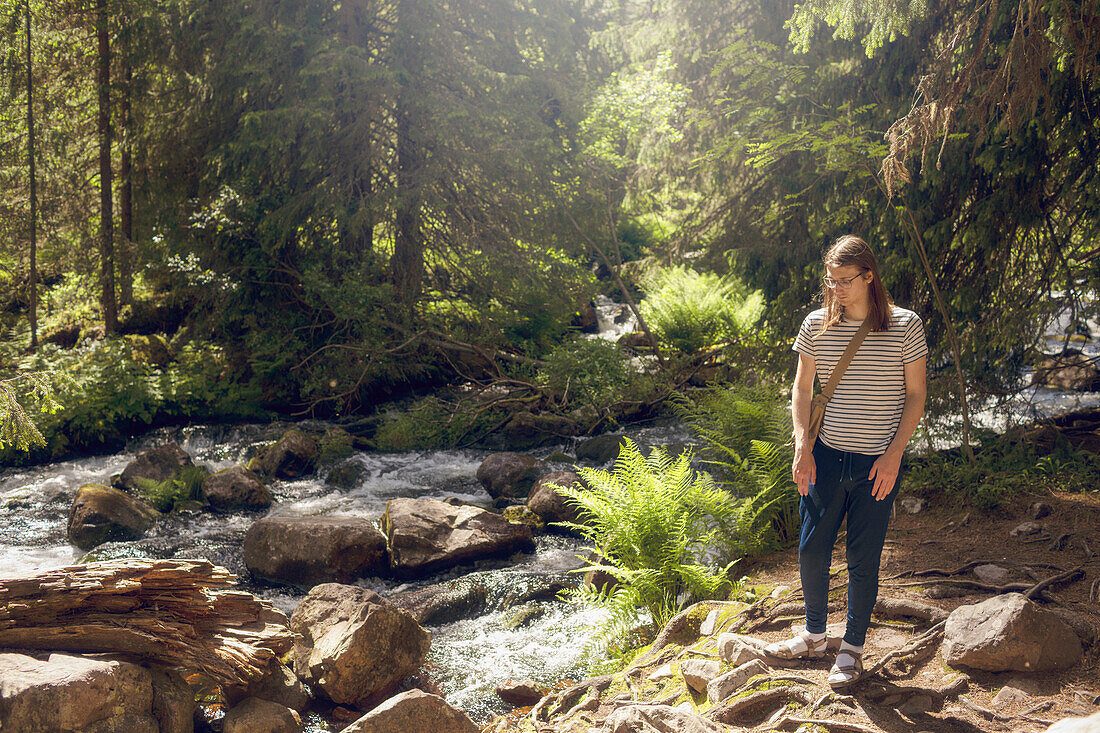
[494,489,1100,732]
[734,488,1100,732]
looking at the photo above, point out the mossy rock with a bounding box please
[125,333,172,367]
[319,427,355,464]
[504,602,546,630]
[503,504,546,530]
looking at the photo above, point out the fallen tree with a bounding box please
[0,558,294,685]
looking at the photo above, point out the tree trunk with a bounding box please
[0,559,294,686]
[25,0,37,351]
[97,0,117,334]
[118,54,133,307]
[390,0,424,307]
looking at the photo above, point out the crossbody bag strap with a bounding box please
[819,317,873,400]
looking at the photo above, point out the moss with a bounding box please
[503,505,545,530]
[318,427,354,464]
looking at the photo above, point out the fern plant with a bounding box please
[553,439,740,648]
[638,266,765,354]
[674,384,800,556]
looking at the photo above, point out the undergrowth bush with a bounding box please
[372,395,510,451]
[537,337,638,411]
[554,439,742,649]
[1,338,265,464]
[639,266,765,353]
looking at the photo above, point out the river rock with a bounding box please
[526,471,585,524]
[679,658,721,693]
[942,593,1083,671]
[1011,521,1045,537]
[243,515,387,587]
[0,652,174,732]
[67,484,160,550]
[259,430,320,479]
[575,434,628,464]
[1046,711,1100,733]
[496,679,547,707]
[290,584,430,707]
[1031,501,1053,519]
[898,496,925,514]
[717,633,769,665]
[225,658,309,713]
[503,411,580,449]
[342,689,478,733]
[202,466,272,512]
[116,442,193,493]
[707,659,769,704]
[390,576,490,625]
[382,497,535,577]
[223,697,302,733]
[601,704,727,733]
[476,453,544,499]
[1034,352,1100,391]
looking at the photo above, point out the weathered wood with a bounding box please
[0,559,294,685]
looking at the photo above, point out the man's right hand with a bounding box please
[792,445,816,496]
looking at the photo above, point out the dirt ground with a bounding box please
[738,488,1100,732]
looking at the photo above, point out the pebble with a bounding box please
[1031,501,1053,519]
[991,685,1032,708]
[1011,521,1044,536]
[899,496,925,514]
[973,563,1009,584]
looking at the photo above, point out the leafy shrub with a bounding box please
[372,395,509,451]
[554,439,740,648]
[2,338,265,463]
[537,338,637,411]
[638,266,765,353]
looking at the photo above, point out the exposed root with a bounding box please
[864,620,946,678]
[769,714,882,733]
[958,694,1054,725]
[884,559,1064,582]
[1025,565,1085,600]
[706,684,813,725]
[874,596,948,624]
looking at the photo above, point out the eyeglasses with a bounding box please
[822,272,866,290]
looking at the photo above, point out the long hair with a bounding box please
[816,234,893,336]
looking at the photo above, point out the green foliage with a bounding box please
[554,439,740,648]
[372,395,509,452]
[2,338,265,462]
[537,338,636,411]
[0,372,62,451]
[674,384,800,556]
[136,464,209,512]
[786,0,929,57]
[638,267,765,354]
[906,427,1100,509]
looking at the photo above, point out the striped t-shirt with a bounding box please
[793,307,928,455]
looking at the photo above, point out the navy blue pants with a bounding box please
[799,439,898,647]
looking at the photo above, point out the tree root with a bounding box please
[706,684,813,725]
[883,564,1083,602]
[864,620,946,678]
[769,714,882,733]
[873,596,948,624]
[1025,565,1085,600]
[883,559,1064,582]
[957,694,1054,724]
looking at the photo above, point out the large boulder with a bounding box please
[502,411,579,449]
[222,697,302,733]
[0,652,189,733]
[476,452,544,500]
[575,434,628,464]
[382,498,536,577]
[942,593,1083,672]
[201,466,272,512]
[389,576,490,625]
[67,484,160,550]
[526,470,585,524]
[243,515,388,587]
[116,442,193,493]
[342,690,478,733]
[150,668,199,733]
[290,584,430,707]
[600,704,727,733]
[259,430,320,479]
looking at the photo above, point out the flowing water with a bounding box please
[0,417,690,726]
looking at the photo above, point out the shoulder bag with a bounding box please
[803,318,873,445]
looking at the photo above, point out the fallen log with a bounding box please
[0,559,294,686]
